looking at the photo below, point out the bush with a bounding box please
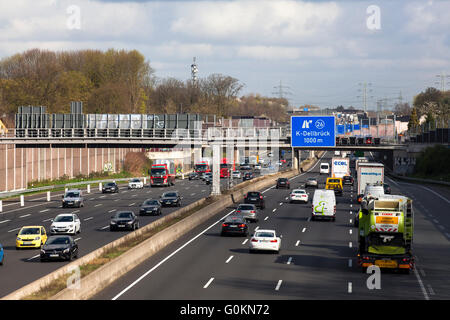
[123,152,152,176]
[413,144,450,182]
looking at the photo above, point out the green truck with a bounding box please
[357,195,414,273]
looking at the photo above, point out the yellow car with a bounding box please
[325,177,343,196]
[16,226,48,249]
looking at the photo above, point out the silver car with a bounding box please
[305,177,319,188]
[232,171,241,179]
[235,204,259,223]
[62,189,84,208]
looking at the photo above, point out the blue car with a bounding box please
[0,243,4,265]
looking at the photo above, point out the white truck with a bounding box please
[357,162,384,198]
[331,157,350,178]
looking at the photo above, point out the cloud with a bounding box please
[170,0,341,45]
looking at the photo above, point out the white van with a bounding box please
[312,189,336,221]
[320,163,330,175]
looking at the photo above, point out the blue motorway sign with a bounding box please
[291,116,336,147]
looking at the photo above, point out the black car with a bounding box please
[40,235,78,262]
[276,177,290,189]
[205,175,212,185]
[160,191,182,207]
[102,182,119,193]
[243,172,254,181]
[244,191,265,209]
[188,172,200,180]
[383,183,391,194]
[139,199,162,216]
[221,215,249,237]
[110,211,139,231]
[343,175,354,186]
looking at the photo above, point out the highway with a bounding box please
[93,151,450,300]
[0,174,249,298]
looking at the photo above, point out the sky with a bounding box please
[1,0,449,110]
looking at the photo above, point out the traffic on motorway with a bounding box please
[0,159,278,297]
[91,151,450,300]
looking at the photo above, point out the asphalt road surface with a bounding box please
[93,151,450,300]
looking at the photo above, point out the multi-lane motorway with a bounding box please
[92,152,450,300]
[0,175,237,297]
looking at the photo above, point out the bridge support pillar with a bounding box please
[211,144,221,196]
[293,148,299,171]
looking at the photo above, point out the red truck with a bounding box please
[194,161,210,174]
[220,158,231,178]
[150,160,175,187]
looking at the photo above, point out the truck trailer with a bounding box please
[331,157,350,178]
[357,162,384,200]
[357,195,414,273]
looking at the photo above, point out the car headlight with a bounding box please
[34,236,41,240]
[110,221,116,224]
[17,237,21,241]
[63,248,70,254]
[127,221,133,224]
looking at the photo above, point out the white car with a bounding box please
[232,171,241,179]
[289,189,309,203]
[249,229,281,253]
[50,213,81,235]
[128,178,144,189]
[254,164,262,170]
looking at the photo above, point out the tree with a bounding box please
[393,102,411,117]
[408,107,419,131]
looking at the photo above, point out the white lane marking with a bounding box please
[108,209,116,213]
[255,226,260,231]
[0,220,10,224]
[350,204,353,208]
[445,232,450,238]
[420,186,450,204]
[285,197,288,200]
[101,225,109,230]
[438,225,445,230]
[275,280,282,291]
[8,227,21,233]
[122,191,128,193]
[225,256,234,264]
[74,237,82,242]
[84,217,93,221]
[114,199,120,202]
[348,259,352,267]
[39,209,50,213]
[43,218,53,222]
[132,194,137,197]
[111,208,237,300]
[287,257,292,265]
[147,191,151,194]
[350,219,353,224]
[27,254,40,261]
[307,217,311,222]
[414,268,430,300]
[349,242,353,248]
[427,285,435,295]
[419,268,426,277]
[272,209,277,213]
[242,239,248,245]
[19,214,31,218]
[201,190,206,192]
[279,202,283,206]
[349,229,352,234]
[295,240,300,247]
[385,176,400,187]
[302,227,306,233]
[348,282,352,293]
[433,219,439,224]
[94,204,102,207]
[99,195,106,198]
[71,210,80,214]
[203,277,214,289]
[128,203,135,206]
[190,193,196,196]
[264,216,269,221]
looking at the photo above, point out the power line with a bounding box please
[272,80,292,100]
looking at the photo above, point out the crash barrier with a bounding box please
[3,155,323,300]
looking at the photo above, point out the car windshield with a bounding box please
[163,193,177,197]
[116,212,132,219]
[308,178,316,181]
[294,190,305,194]
[54,215,73,222]
[247,192,260,197]
[131,179,140,182]
[195,164,208,171]
[19,227,40,235]
[106,183,115,187]
[328,179,341,183]
[46,237,70,245]
[321,165,328,169]
[255,231,275,238]
[233,171,240,174]
[144,200,159,205]
[279,178,287,182]
[238,205,254,211]
[151,168,166,174]
[65,192,79,198]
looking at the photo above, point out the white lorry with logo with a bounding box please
[331,157,350,178]
[357,162,384,196]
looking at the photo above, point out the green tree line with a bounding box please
[0,48,288,125]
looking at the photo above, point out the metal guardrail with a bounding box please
[0,176,147,200]
[1,127,288,141]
